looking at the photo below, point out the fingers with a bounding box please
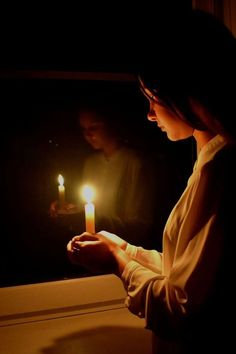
[73,240,100,249]
[49,200,59,217]
[67,240,74,252]
[66,240,82,266]
[66,232,120,274]
[68,231,120,257]
[72,233,98,242]
[66,203,77,211]
[71,231,113,243]
[69,233,99,254]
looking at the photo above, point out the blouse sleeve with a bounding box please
[125,243,163,274]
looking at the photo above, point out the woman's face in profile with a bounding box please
[141,85,194,141]
[79,112,112,150]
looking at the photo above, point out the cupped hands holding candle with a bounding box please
[67,231,130,275]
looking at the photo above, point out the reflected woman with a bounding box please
[51,98,159,248]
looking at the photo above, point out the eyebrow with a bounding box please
[139,84,166,106]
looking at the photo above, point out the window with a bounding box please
[0,70,193,287]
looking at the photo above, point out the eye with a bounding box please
[141,86,160,103]
[150,94,158,101]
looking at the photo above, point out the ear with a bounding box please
[188,97,214,124]
[188,97,225,138]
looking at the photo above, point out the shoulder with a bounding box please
[192,144,236,197]
[121,147,148,172]
[121,145,146,162]
[203,143,236,177]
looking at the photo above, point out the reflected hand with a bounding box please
[49,200,78,218]
[49,200,59,218]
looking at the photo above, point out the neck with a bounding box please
[102,140,122,159]
[193,130,216,154]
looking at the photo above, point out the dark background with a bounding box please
[0,1,192,72]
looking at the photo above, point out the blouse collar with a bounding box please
[194,135,228,171]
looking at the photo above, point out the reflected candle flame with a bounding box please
[58,174,65,208]
[58,174,64,186]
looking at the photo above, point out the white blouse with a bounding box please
[121,135,233,352]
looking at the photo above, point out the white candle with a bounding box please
[58,174,65,209]
[81,185,95,233]
[84,202,95,233]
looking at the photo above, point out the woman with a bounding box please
[67,10,236,353]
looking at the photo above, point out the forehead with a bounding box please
[79,111,103,124]
[80,121,105,131]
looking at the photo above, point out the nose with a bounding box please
[147,110,157,122]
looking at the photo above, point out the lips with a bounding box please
[158,125,165,131]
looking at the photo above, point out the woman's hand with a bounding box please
[67,233,118,274]
[67,232,130,276]
[97,230,128,250]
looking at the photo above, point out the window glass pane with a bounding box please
[0,75,193,287]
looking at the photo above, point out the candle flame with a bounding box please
[58,174,64,186]
[81,185,95,203]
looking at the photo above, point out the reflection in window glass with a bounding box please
[0,76,194,287]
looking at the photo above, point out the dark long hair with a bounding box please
[138,10,236,142]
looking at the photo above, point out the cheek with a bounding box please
[167,121,194,141]
[154,107,194,140]
[154,106,176,124]
[84,134,96,145]
[84,133,91,141]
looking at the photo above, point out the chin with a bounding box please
[167,132,192,141]
[89,142,100,149]
[166,133,178,141]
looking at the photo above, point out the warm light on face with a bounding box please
[58,174,64,186]
[81,185,95,203]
